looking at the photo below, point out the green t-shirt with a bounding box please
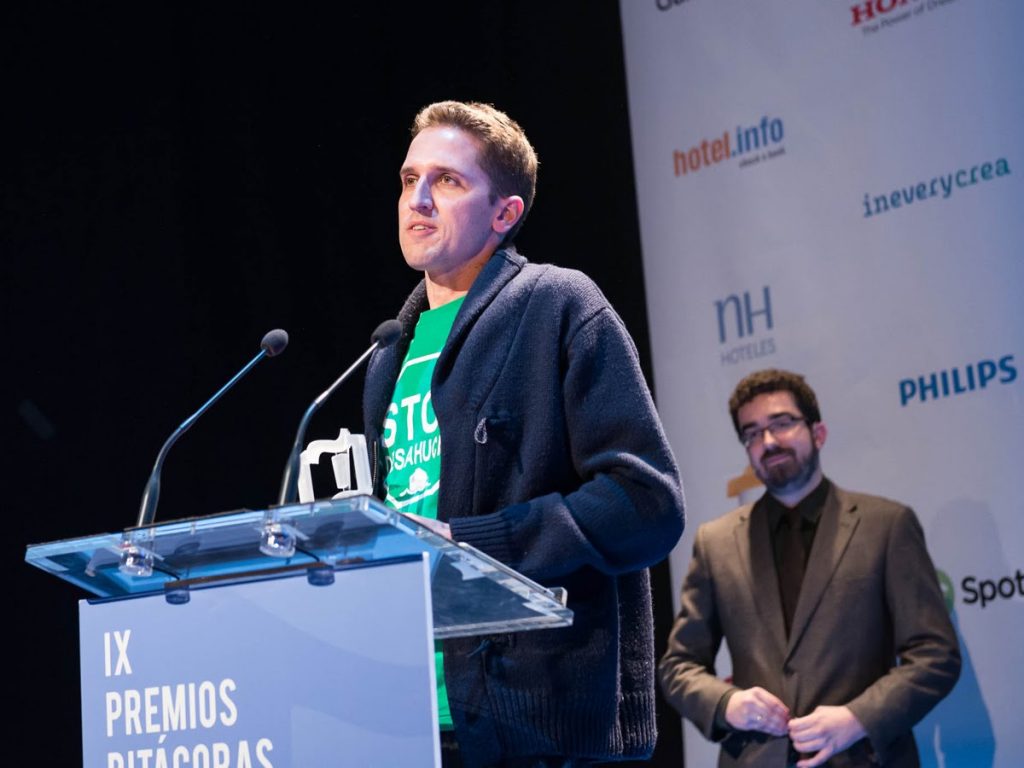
[382,295,464,731]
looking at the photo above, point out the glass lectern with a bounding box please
[25,494,573,638]
[26,495,573,767]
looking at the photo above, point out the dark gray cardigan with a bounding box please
[363,248,685,764]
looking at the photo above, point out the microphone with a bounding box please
[276,319,402,505]
[135,328,289,528]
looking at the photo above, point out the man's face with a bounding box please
[736,391,826,498]
[398,126,508,281]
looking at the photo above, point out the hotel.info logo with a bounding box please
[672,116,786,178]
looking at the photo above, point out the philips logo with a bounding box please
[898,355,1017,407]
[715,286,777,366]
[673,116,785,178]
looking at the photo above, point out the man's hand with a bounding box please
[788,705,867,768]
[403,513,452,540]
[724,687,789,736]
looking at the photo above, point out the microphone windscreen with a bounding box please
[261,328,289,357]
[371,319,403,348]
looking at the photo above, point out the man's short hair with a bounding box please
[728,368,822,435]
[412,100,538,244]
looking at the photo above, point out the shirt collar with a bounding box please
[765,477,831,531]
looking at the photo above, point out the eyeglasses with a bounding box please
[739,414,808,448]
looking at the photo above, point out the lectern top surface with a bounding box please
[24,495,572,639]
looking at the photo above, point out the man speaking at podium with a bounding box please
[362,101,685,767]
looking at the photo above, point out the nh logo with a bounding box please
[715,286,773,344]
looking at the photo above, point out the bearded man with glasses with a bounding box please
[659,369,960,768]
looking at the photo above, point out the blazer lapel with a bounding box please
[786,486,860,658]
[737,497,788,655]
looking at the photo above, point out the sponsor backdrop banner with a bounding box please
[620,0,1022,766]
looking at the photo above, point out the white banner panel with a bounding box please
[621,0,1023,765]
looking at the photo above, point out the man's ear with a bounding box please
[812,421,827,450]
[493,196,525,235]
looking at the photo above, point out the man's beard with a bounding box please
[755,444,820,496]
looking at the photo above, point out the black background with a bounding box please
[4,2,685,764]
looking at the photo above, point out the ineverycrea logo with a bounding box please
[673,116,785,178]
[863,157,1011,219]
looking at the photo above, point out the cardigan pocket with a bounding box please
[471,411,523,518]
[473,412,523,466]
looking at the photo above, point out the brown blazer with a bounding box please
[659,483,960,767]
